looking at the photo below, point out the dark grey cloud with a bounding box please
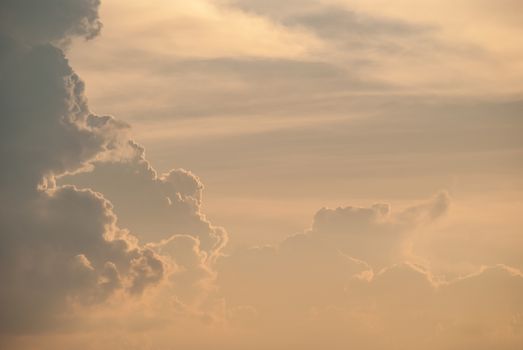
[0,0,102,45]
[0,0,226,336]
[0,42,128,196]
[0,28,165,335]
[0,186,165,333]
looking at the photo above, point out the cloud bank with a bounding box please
[0,0,224,337]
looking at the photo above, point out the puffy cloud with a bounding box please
[217,194,449,321]
[0,186,165,333]
[303,191,449,268]
[0,41,128,196]
[155,234,217,305]
[61,142,227,256]
[0,0,224,337]
[214,192,522,349]
[0,35,168,331]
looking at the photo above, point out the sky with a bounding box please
[0,0,522,349]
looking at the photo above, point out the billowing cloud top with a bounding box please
[0,0,101,44]
[0,0,224,337]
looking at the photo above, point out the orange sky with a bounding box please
[1,1,522,349]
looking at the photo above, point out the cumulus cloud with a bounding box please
[0,0,225,337]
[0,186,165,332]
[0,41,128,195]
[218,194,450,318]
[61,141,227,256]
[216,194,523,349]
[0,3,159,333]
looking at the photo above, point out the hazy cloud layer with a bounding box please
[230,0,431,48]
[215,194,522,349]
[66,0,523,132]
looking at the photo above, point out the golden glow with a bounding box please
[1,0,522,349]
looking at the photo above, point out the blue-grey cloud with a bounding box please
[0,0,226,336]
[0,0,101,45]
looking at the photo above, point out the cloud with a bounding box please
[0,38,164,335]
[0,0,225,337]
[215,194,523,349]
[1,1,522,349]
[0,42,128,195]
[229,0,430,47]
[210,190,520,349]
[292,191,449,268]
[231,0,430,49]
[60,142,227,255]
[224,0,523,94]
[0,186,166,333]
[217,193,449,320]
[0,0,102,45]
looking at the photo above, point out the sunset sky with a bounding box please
[1,0,522,349]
